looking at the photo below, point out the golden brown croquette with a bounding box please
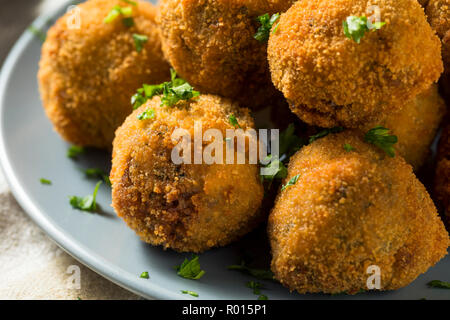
[268,0,443,128]
[363,84,446,170]
[38,0,170,149]
[111,94,264,252]
[268,131,449,294]
[157,0,294,109]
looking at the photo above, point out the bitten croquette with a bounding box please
[363,84,446,170]
[38,0,170,149]
[268,0,443,128]
[268,131,449,294]
[110,94,264,252]
[158,0,295,109]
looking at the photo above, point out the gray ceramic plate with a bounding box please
[0,0,449,300]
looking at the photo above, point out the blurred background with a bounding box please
[0,0,61,66]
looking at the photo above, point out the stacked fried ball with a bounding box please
[38,0,449,295]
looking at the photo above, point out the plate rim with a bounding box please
[0,0,187,300]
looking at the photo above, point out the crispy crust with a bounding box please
[268,131,449,294]
[38,0,170,149]
[268,0,443,128]
[111,94,264,252]
[157,0,294,109]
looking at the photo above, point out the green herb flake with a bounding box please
[254,13,280,42]
[228,261,274,280]
[364,126,397,157]
[258,294,268,300]
[122,17,135,27]
[28,25,46,43]
[175,255,205,280]
[246,281,263,295]
[122,0,137,6]
[140,271,150,279]
[69,181,102,212]
[137,108,155,121]
[133,33,148,52]
[260,156,288,182]
[84,168,111,186]
[104,5,133,24]
[67,146,85,159]
[343,143,355,152]
[181,290,199,297]
[343,16,386,43]
[228,114,241,128]
[281,174,300,191]
[279,123,306,158]
[309,127,344,144]
[40,178,52,185]
[428,280,450,289]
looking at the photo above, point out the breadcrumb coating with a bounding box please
[111,94,264,252]
[38,0,170,149]
[363,84,445,170]
[268,0,443,128]
[268,131,449,294]
[158,0,294,109]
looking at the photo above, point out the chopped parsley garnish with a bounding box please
[133,33,148,52]
[281,174,300,191]
[84,168,111,186]
[137,108,155,120]
[258,295,268,300]
[69,181,102,212]
[181,290,199,297]
[132,69,199,110]
[104,5,133,25]
[40,178,52,185]
[344,143,355,152]
[309,127,344,144]
[279,123,306,158]
[260,156,288,182]
[122,0,137,6]
[28,25,46,43]
[122,17,135,27]
[228,261,274,280]
[427,280,450,289]
[67,146,85,158]
[228,114,241,128]
[140,271,150,279]
[254,13,280,42]
[175,255,205,280]
[246,281,263,295]
[343,16,386,43]
[364,126,397,157]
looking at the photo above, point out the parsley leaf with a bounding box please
[258,294,268,300]
[343,143,355,152]
[84,168,111,186]
[181,290,199,297]
[160,82,200,107]
[428,280,450,289]
[28,25,46,43]
[122,0,137,6]
[343,16,386,43]
[279,123,306,158]
[40,178,52,185]
[104,5,133,25]
[140,271,150,279]
[228,114,241,128]
[246,281,263,295]
[309,127,344,144]
[175,255,205,280]
[281,174,300,191]
[260,156,288,182]
[364,126,397,157]
[133,33,148,52]
[228,261,274,280]
[67,146,85,158]
[254,13,280,42]
[137,108,155,120]
[69,181,102,212]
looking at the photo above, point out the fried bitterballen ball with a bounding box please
[38,0,170,149]
[268,0,443,128]
[268,131,449,294]
[158,0,295,109]
[363,84,445,170]
[111,94,264,252]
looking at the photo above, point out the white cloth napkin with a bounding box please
[0,170,139,300]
